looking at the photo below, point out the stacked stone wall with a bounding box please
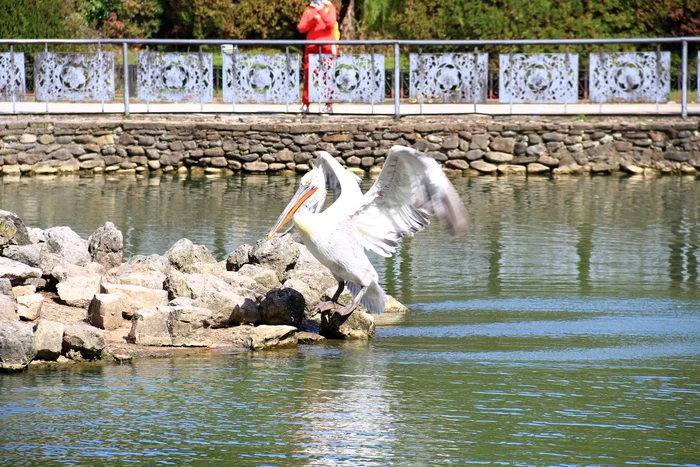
[0,117,698,177]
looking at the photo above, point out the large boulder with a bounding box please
[126,254,171,273]
[259,287,305,327]
[226,243,252,271]
[17,293,43,321]
[43,226,91,266]
[248,235,300,281]
[88,222,123,269]
[0,295,17,320]
[165,239,217,273]
[320,310,375,340]
[0,257,43,285]
[62,324,106,360]
[127,306,212,346]
[56,274,102,308]
[0,320,36,371]
[0,210,31,248]
[33,319,64,361]
[100,283,169,319]
[238,264,281,289]
[213,324,299,350]
[104,263,167,289]
[87,294,123,330]
[164,270,259,327]
[2,243,42,268]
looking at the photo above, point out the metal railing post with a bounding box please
[394,42,400,118]
[681,40,688,118]
[123,42,130,116]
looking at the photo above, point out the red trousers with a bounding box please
[302,44,336,106]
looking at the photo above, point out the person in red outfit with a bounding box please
[297,0,338,114]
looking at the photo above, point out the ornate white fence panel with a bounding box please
[137,52,213,102]
[499,53,578,104]
[0,53,25,101]
[35,52,114,101]
[222,53,299,103]
[309,54,385,104]
[409,53,488,103]
[589,52,670,103]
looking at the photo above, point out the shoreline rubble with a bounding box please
[0,210,407,372]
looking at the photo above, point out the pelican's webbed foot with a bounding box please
[333,285,368,317]
[317,301,340,312]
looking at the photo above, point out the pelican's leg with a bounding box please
[335,285,367,316]
[317,281,345,312]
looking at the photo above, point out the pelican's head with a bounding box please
[266,166,327,240]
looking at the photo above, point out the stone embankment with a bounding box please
[0,210,406,372]
[0,116,698,177]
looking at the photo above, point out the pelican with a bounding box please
[267,145,468,316]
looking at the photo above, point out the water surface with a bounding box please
[0,173,698,466]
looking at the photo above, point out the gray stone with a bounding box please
[0,257,42,283]
[62,324,105,359]
[238,264,281,289]
[87,294,123,330]
[0,295,17,320]
[100,283,169,319]
[0,210,31,247]
[260,287,305,327]
[470,134,490,150]
[0,279,12,296]
[497,164,527,174]
[32,319,64,361]
[466,149,484,161]
[127,305,212,347]
[490,137,515,153]
[542,132,567,142]
[470,160,498,173]
[43,226,90,266]
[248,235,299,281]
[538,155,560,167]
[106,264,167,290]
[527,162,551,173]
[17,293,43,321]
[56,274,102,308]
[0,320,36,371]
[445,159,470,170]
[320,310,375,340]
[664,151,690,162]
[88,221,123,269]
[164,270,255,327]
[442,135,460,150]
[484,151,513,163]
[165,238,217,273]
[526,144,548,156]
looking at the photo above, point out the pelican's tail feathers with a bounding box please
[346,280,387,314]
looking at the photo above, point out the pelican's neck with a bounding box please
[292,211,314,239]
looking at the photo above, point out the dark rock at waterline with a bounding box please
[33,319,64,361]
[320,310,376,340]
[0,320,37,371]
[260,287,305,327]
[127,305,212,346]
[62,324,106,360]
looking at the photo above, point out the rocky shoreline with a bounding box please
[0,210,407,372]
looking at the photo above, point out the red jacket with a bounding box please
[297,1,337,42]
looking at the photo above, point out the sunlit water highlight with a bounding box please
[0,173,698,466]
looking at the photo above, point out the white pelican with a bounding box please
[267,145,468,316]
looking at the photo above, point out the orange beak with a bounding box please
[266,185,318,240]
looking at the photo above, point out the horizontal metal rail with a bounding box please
[0,37,697,118]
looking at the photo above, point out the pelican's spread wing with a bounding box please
[314,151,362,200]
[349,145,468,257]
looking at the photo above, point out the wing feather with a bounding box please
[348,145,468,257]
[314,151,362,201]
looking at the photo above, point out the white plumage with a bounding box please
[267,145,468,315]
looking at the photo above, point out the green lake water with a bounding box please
[0,173,698,466]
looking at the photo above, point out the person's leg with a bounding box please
[321,44,335,112]
[302,45,317,109]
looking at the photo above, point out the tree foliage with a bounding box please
[2,0,697,41]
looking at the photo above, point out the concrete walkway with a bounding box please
[1,100,698,117]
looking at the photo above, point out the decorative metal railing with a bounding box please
[0,38,697,117]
